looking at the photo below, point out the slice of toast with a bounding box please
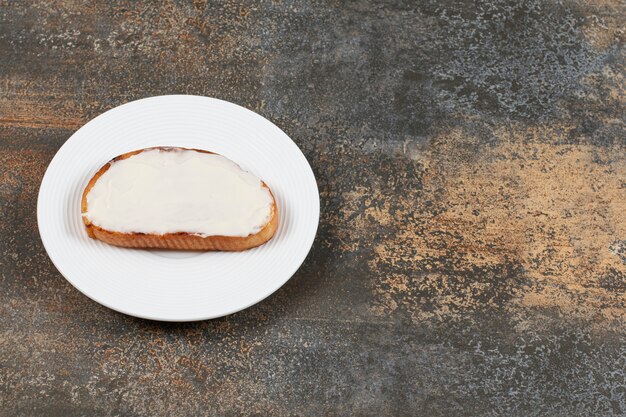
[81,147,278,251]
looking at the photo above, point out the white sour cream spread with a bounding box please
[83,149,274,237]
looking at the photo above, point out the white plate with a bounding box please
[37,95,319,321]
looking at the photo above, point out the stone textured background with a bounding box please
[1,0,624,416]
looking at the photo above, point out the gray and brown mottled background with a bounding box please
[1,0,625,416]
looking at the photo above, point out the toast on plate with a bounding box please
[81,147,278,251]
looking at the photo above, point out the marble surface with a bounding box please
[1,1,624,415]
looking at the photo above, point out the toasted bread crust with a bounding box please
[81,147,278,251]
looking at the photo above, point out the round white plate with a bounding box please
[37,95,319,321]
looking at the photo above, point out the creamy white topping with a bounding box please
[84,149,273,237]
